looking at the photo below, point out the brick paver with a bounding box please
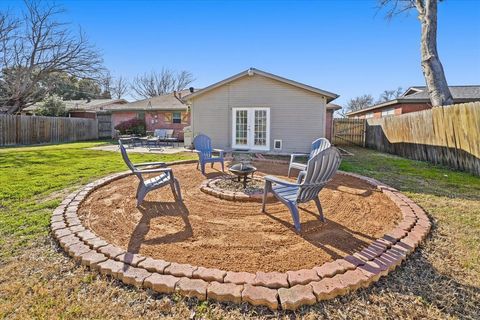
[98,244,126,259]
[287,269,319,286]
[80,251,108,268]
[115,252,146,267]
[119,267,152,287]
[254,271,289,289]
[278,284,316,310]
[193,267,226,282]
[144,273,180,293]
[164,263,197,277]
[242,284,278,310]
[175,277,208,300]
[138,257,170,273]
[97,259,127,277]
[207,281,244,303]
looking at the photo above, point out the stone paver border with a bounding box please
[51,161,431,311]
[200,176,275,202]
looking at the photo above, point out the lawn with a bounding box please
[0,142,479,319]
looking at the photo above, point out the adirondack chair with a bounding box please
[288,138,331,177]
[119,140,182,206]
[262,147,341,232]
[193,134,225,175]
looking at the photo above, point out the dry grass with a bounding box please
[0,144,479,319]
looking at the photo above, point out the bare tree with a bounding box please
[345,94,374,112]
[379,0,453,106]
[111,76,128,99]
[131,68,194,99]
[0,0,104,114]
[377,87,403,102]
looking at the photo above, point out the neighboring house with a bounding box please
[183,68,339,153]
[107,90,191,140]
[346,85,480,119]
[23,99,128,119]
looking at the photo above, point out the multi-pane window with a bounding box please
[235,110,248,145]
[365,112,374,119]
[254,110,267,146]
[381,108,395,117]
[172,112,181,123]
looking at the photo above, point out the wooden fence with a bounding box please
[365,102,480,176]
[332,118,366,146]
[0,115,98,146]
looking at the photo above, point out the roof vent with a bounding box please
[247,68,254,76]
[189,87,194,93]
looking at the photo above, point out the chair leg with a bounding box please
[201,163,206,175]
[174,178,182,201]
[287,203,301,232]
[314,197,325,222]
[221,160,224,172]
[261,181,271,213]
[288,166,291,178]
[211,162,214,168]
[136,187,148,207]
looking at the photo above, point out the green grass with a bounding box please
[0,142,479,319]
[0,141,196,259]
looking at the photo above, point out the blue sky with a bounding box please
[2,0,479,105]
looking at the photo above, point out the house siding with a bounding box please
[191,74,327,153]
[350,103,432,119]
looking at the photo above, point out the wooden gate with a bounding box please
[332,118,366,146]
[97,112,112,138]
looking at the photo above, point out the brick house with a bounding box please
[106,90,191,140]
[346,85,480,119]
[23,99,128,118]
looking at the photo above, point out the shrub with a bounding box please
[114,118,146,135]
[36,94,68,117]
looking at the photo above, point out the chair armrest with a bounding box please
[213,149,224,156]
[134,168,172,174]
[134,162,166,167]
[264,175,299,187]
[290,153,308,162]
[296,170,307,184]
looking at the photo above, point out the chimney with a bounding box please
[189,87,194,93]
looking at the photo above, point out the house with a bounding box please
[346,85,480,119]
[107,90,190,140]
[183,68,339,153]
[23,99,128,119]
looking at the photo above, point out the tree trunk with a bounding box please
[418,0,454,106]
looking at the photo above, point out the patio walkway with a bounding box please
[89,144,191,154]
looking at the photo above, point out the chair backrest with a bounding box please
[165,129,174,138]
[297,147,341,203]
[309,138,331,159]
[118,140,137,174]
[154,129,167,138]
[193,134,212,159]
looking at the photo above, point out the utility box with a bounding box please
[183,126,192,149]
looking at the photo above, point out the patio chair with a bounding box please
[262,147,341,232]
[119,140,182,206]
[288,138,331,177]
[192,134,225,175]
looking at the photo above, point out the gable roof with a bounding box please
[25,99,127,113]
[183,68,339,103]
[105,90,190,112]
[346,85,480,116]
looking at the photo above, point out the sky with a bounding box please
[1,0,479,105]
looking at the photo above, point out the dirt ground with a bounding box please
[79,162,401,272]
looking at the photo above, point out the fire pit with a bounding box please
[228,163,257,188]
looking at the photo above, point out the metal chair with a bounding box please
[119,140,182,206]
[262,147,341,232]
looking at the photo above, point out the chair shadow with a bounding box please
[263,204,375,260]
[125,200,193,258]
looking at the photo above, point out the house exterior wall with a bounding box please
[190,74,327,153]
[349,103,432,119]
[69,111,96,119]
[112,110,189,140]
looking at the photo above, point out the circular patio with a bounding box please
[51,160,431,310]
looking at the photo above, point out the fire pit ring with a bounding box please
[228,163,257,188]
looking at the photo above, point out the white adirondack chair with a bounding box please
[262,147,341,232]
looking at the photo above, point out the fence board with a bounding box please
[0,115,98,146]
[333,118,366,146]
[366,102,480,176]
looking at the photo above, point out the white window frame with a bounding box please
[365,112,374,119]
[231,107,270,151]
[381,108,395,117]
